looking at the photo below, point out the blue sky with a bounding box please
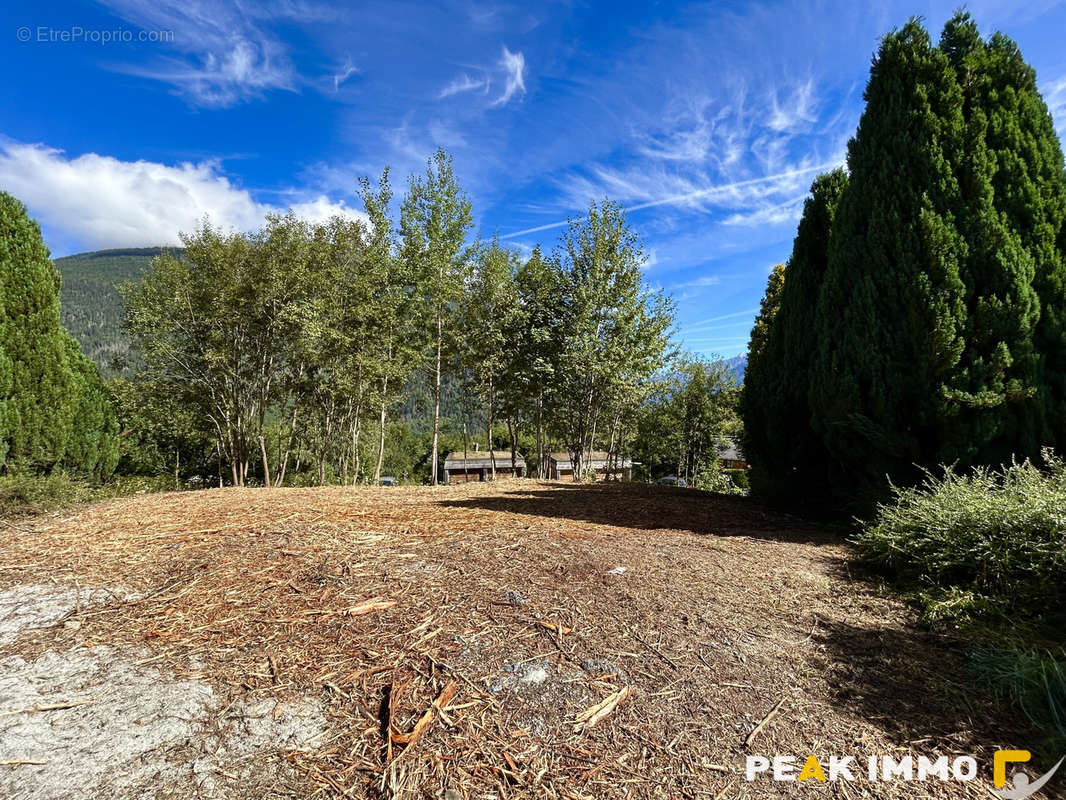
[2,0,1065,359]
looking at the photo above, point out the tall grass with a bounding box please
[856,451,1066,751]
[0,472,177,516]
[856,452,1066,628]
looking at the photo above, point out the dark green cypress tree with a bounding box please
[938,13,1062,466]
[810,20,969,499]
[740,262,785,493]
[746,170,847,503]
[0,192,119,476]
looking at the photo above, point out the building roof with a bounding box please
[717,437,745,462]
[548,451,633,469]
[443,450,525,469]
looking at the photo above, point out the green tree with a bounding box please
[809,20,970,499]
[462,235,519,478]
[551,201,675,479]
[937,13,1054,466]
[400,149,475,485]
[744,172,846,502]
[0,192,119,476]
[747,263,785,367]
[503,245,561,477]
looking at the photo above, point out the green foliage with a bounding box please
[744,171,846,504]
[0,471,175,516]
[743,14,1066,509]
[856,450,1066,750]
[401,149,476,485]
[723,468,750,490]
[810,19,970,498]
[0,192,120,478]
[54,248,173,375]
[551,200,676,478]
[634,355,740,484]
[855,452,1066,630]
[746,263,785,366]
[970,646,1066,755]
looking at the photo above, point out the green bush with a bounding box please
[856,452,1066,752]
[0,472,89,515]
[0,472,178,516]
[970,646,1066,756]
[855,452,1066,629]
[724,468,750,490]
[693,463,746,495]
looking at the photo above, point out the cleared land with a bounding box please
[0,481,1040,799]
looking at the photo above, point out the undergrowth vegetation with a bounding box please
[0,472,177,517]
[856,452,1066,753]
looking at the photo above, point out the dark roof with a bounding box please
[548,451,633,469]
[443,450,525,470]
[717,437,745,462]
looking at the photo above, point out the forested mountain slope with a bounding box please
[54,248,175,374]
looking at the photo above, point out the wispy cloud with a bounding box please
[670,274,721,289]
[767,78,818,132]
[1045,74,1066,137]
[439,73,489,98]
[438,44,526,107]
[99,0,303,106]
[500,162,837,239]
[0,140,367,253]
[492,45,527,106]
[332,55,359,92]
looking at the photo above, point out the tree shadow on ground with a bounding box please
[810,618,1021,746]
[439,480,841,544]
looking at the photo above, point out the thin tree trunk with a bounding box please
[508,417,517,474]
[352,405,362,485]
[462,417,469,484]
[174,448,180,491]
[430,310,443,486]
[374,377,389,483]
[258,435,272,489]
[275,405,299,487]
[536,391,545,478]
[487,377,496,480]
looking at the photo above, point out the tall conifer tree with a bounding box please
[744,171,846,502]
[0,192,118,475]
[809,20,969,497]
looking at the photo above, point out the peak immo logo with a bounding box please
[745,749,1062,797]
[993,751,1064,800]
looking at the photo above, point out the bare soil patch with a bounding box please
[0,481,1040,798]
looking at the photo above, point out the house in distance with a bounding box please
[717,437,748,470]
[547,451,634,481]
[442,450,526,484]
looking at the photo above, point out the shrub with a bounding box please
[724,468,750,490]
[970,646,1066,756]
[0,472,179,516]
[855,452,1066,629]
[0,472,88,515]
[856,452,1066,751]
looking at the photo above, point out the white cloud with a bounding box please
[332,55,359,92]
[99,0,300,106]
[0,141,367,253]
[440,45,526,108]
[670,274,721,289]
[439,73,489,99]
[767,79,818,133]
[493,46,527,106]
[1045,74,1066,137]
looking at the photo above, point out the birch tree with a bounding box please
[400,149,474,485]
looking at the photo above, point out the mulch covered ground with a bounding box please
[0,480,1041,799]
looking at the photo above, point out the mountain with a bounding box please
[724,353,747,383]
[54,247,174,375]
